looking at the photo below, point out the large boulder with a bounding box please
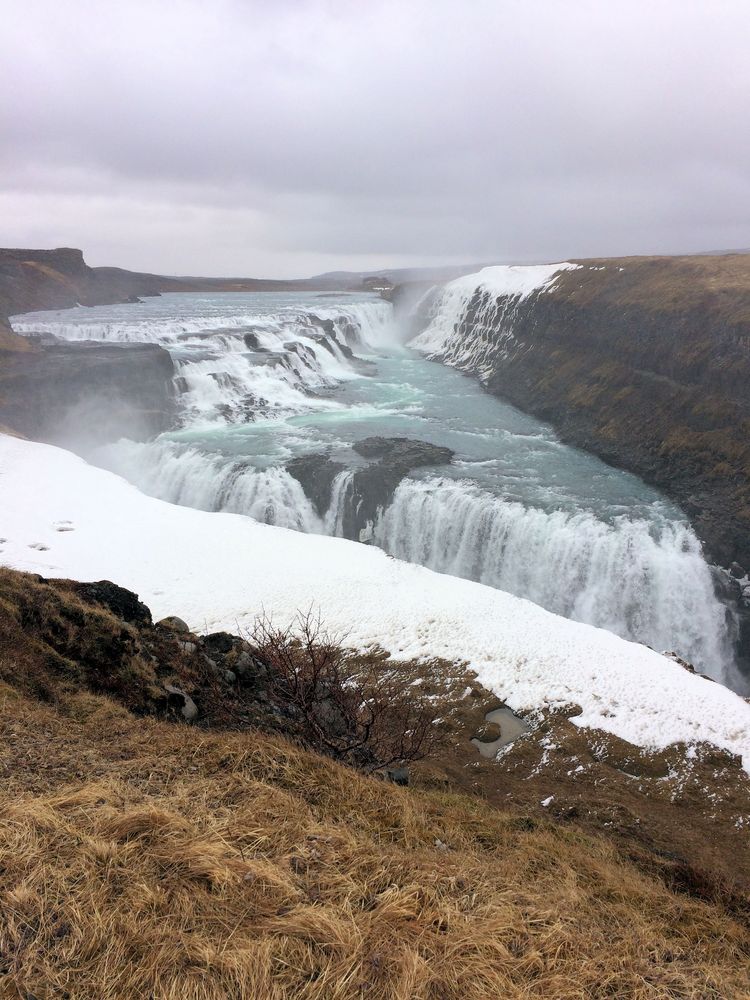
[287,436,454,539]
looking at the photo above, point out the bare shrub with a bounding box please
[247,609,438,771]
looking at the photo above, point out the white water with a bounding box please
[411,261,577,376]
[15,290,740,686]
[13,295,393,427]
[373,477,732,674]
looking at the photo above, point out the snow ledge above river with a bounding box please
[1,433,749,772]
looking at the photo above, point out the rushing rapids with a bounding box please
[12,289,742,687]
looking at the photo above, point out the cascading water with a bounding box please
[410,262,580,376]
[17,287,742,688]
[372,477,734,675]
[100,439,321,531]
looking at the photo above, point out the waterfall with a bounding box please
[97,437,736,681]
[97,440,322,532]
[15,296,395,427]
[373,477,734,682]
[35,288,739,687]
[410,262,578,376]
[323,471,355,536]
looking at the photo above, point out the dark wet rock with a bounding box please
[287,453,346,517]
[712,569,750,673]
[352,436,454,467]
[243,331,269,351]
[342,437,453,539]
[202,631,235,657]
[288,436,454,539]
[0,341,175,449]
[71,580,152,626]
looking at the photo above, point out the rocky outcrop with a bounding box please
[0,247,176,321]
[0,567,292,732]
[288,436,454,538]
[286,453,347,516]
[0,566,427,774]
[0,341,175,449]
[0,316,36,355]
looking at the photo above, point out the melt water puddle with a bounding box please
[471,706,531,759]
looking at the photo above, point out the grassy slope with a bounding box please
[2,685,750,999]
[0,567,749,997]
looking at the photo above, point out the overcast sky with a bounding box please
[3,0,750,277]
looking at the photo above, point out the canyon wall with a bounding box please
[0,342,175,449]
[0,247,176,320]
[0,249,179,446]
[406,255,750,574]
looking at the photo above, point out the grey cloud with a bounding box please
[3,0,750,275]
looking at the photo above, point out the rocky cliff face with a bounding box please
[0,247,176,321]
[0,249,181,447]
[407,255,750,670]
[0,342,175,450]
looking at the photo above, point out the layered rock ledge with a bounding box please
[0,341,175,449]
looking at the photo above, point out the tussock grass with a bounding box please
[1,684,749,999]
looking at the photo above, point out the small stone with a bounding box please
[224,670,236,683]
[235,650,254,670]
[163,683,198,722]
[156,616,191,633]
[384,766,409,786]
[202,631,234,656]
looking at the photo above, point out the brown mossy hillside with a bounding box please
[0,567,453,769]
[2,564,749,916]
[0,317,36,354]
[0,567,198,713]
[557,253,750,321]
[2,680,750,998]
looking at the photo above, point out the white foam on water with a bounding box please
[372,477,735,683]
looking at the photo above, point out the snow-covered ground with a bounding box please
[411,261,579,354]
[2,432,749,771]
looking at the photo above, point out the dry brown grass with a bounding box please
[1,682,749,1000]
[559,253,750,321]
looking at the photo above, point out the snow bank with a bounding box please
[2,433,749,770]
[450,262,580,300]
[412,262,579,354]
